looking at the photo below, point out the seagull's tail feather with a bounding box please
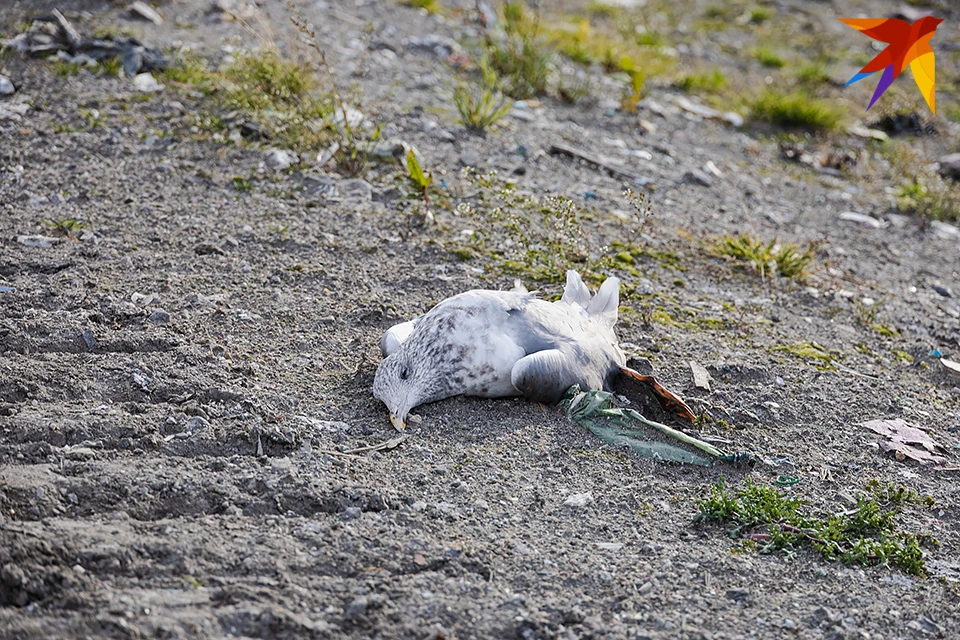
[586,276,620,328]
[560,270,592,309]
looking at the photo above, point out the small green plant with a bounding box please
[704,6,727,19]
[709,233,816,279]
[42,218,85,240]
[287,1,382,176]
[585,2,618,17]
[676,69,727,94]
[453,59,512,132]
[696,479,935,576]
[854,296,899,337]
[753,47,785,68]
[635,30,663,47]
[620,58,645,113]
[746,7,774,24]
[232,176,253,192]
[51,60,81,77]
[79,108,104,128]
[406,149,433,218]
[895,177,959,222]
[405,0,439,12]
[795,62,829,86]
[485,1,552,99]
[750,90,842,130]
[99,56,124,77]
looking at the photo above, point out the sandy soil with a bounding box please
[1,0,958,638]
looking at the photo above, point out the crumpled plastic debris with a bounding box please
[3,9,168,75]
[561,384,753,467]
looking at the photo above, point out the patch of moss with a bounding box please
[890,349,914,364]
[771,341,839,369]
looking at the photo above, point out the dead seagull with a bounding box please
[373,270,626,431]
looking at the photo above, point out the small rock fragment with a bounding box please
[0,76,14,96]
[459,151,479,167]
[194,242,224,256]
[939,153,960,182]
[932,285,953,298]
[838,211,889,229]
[345,596,368,620]
[17,235,61,248]
[264,148,297,171]
[725,588,749,602]
[132,73,164,93]
[689,361,712,391]
[148,310,171,324]
[682,169,712,188]
[564,492,593,508]
[338,179,373,202]
[847,123,888,141]
[127,1,164,24]
[185,416,210,431]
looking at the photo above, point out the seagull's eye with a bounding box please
[399,366,409,380]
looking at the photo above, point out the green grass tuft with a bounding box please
[753,47,785,68]
[709,233,816,279]
[486,3,552,99]
[676,69,727,94]
[696,479,935,576]
[453,59,512,132]
[750,90,842,130]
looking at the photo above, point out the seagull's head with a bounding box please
[372,352,422,431]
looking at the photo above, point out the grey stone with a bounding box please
[939,153,960,181]
[17,235,61,249]
[459,151,480,167]
[265,148,297,171]
[127,1,163,24]
[725,588,748,602]
[932,284,953,298]
[148,310,171,324]
[339,179,372,202]
[185,416,209,431]
[341,506,362,520]
[682,169,712,187]
[132,73,163,93]
[0,75,14,96]
[345,595,367,620]
[563,492,593,507]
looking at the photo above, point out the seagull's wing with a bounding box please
[510,348,581,404]
[380,319,417,357]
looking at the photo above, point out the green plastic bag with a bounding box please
[560,385,752,467]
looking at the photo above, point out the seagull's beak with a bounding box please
[390,413,406,431]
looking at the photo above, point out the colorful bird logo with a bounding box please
[840,16,942,114]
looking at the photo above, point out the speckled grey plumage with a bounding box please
[373,271,625,428]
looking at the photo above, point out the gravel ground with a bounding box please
[1,0,959,638]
